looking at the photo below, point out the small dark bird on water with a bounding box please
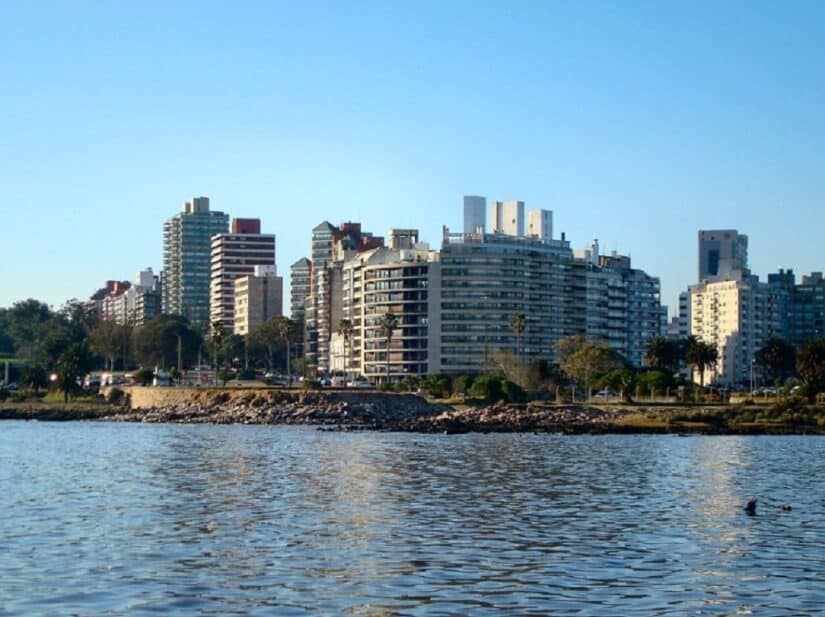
[781,504,792,512]
[744,498,757,515]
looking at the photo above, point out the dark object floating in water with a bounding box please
[744,498,757,515]
[781,504,792,512]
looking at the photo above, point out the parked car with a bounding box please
[1,382,19,392]
[592,389,615,401]
[330,376,347,388]
[347,379,374,389]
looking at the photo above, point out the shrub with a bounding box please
[469,375,504,403]
[105,387,126,405]
[501,379,527,403]
[451,374,474,396]
[237,368,257,380]
[421,373,452,398]
[132,368,154,386]
[301,379,322,390]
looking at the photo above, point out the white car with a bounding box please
[347,379,374,389]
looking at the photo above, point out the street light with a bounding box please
[750,358,755,395]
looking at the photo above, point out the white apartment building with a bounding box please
[339,232,440,381]
[690,277,784,385]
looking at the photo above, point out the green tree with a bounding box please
[684,336,718,388]
[796,338,825,396]
[644,337,681,373]
[597,367,637,401]
[55,341,93,402]
[755,337,797,385]
[509,313,526,357]
[379,312,398,383]
[89,321,132,371]
[562,343,625,390]
[3,299,54,359]
[274,317,297,383]
[132,315,202,370]
[20,364,48,393]
[339,318,354,377]
[553,334,589,367]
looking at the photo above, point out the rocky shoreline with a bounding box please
[3,388,824,435]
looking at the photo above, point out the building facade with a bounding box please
[339,231,440,381]
[162,197,229,330]
[209,218,276,332]
[304,221,384,375]
[233,265,284,335]
[438,226,576,373]
[690,276,784,385]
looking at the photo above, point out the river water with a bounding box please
[1,422,823,616]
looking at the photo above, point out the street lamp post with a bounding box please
[750,358,755,395]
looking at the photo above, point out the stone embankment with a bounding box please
[109,387,448,428]
[106,388,634,433]
[391,402,634,433]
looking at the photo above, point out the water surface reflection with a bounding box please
[1,424,824,615]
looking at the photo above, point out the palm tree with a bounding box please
[684,337,718,388]
[509,313,526,358]
[379,312,398,384]
[274,317,296,385]
[339,318,353,381]
[644,336,679,372]
[755,337,796,385]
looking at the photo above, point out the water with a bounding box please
[1,423,824,616]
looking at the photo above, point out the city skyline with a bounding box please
[2,2,824,311]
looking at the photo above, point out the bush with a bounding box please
[301,379,322,390]
[105,387,126,405]
[501,379,527,404]
[237,368,257,380]
[469,375,504,403]
[421,373,452,398]
[216,370,236,386]
[132,368,153,386]
[451,375,474,396]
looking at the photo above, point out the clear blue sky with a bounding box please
[2,1,823,315]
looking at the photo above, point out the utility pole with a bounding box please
[177,334,182,375]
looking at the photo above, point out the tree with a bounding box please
[684,336,718,388]
[3,299,53,359]
[644,337,681,373]
[796,338,825,396]
[20,364,48,393]
[89,321,132,371]
[509,313,526,357]
[561,343,625,390]
[55,341,93,402]
[339,318,354,378]
[132,315,202,370]
[553,334,590,367]
[597,367,637,401]
[755,338,796,385]
[379,312,398,383]
[274,317,297,383]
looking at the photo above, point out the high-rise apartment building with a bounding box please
[438,225,576,373]
[768,269,825,343]
[162,197,229,330]
[209,218,276,332]
[338,230,440,381]
[304,221,384,374]
[490,200,525,236]
[690,277,784,385]
[463,195,486,235]
[698,229,749,282]
[233,265,283,336]
[94,269,162,327]
[290,258,312,322]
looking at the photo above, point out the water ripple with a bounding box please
[1,423,824,615]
